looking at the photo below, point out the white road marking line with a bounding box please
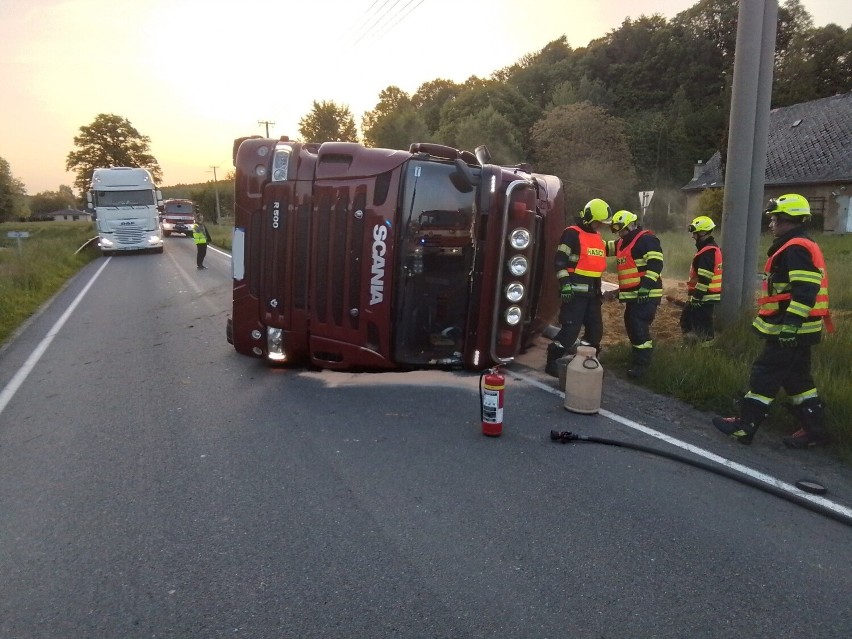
[511,369,852,519]
[0,259,110,417]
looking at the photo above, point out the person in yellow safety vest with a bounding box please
[607,210,664,378]
[546,198,611,377]
[713,194,833,449]
[680,215,723,343]
[193,214,212,270]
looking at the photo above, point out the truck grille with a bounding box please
[114,224,145,245]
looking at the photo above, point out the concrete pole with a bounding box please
[718,0,767,326]
[744,0,779,307]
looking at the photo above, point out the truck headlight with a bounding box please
[267,327,287,361]
[508,255,528,276]
[505,306,522,325]
[505,282,524,302]
[271,144,291,182]
[509,228,530,250]
[100,238,114,247]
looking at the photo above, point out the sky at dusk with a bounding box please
[1,0,850,195]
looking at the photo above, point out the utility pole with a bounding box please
[718,0,778,326]
[208,165,221,224]
[258,120,275,137]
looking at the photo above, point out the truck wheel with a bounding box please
[164,231,172,237]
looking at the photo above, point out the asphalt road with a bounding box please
[0,238,850,639]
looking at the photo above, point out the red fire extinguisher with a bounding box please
[480,367,505,437]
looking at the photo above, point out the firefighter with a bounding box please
[680,215,722,344]
[546,198,611,377]
[713,194,832,448]
[193,214,212,269]
[608,210,664,378]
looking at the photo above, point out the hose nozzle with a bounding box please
[550,430,578,443]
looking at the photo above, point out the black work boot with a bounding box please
[712,400,766,445]
[783,400,831,449]
[712,416,758,444]
[627,347,652,378]
[545,342,565,378]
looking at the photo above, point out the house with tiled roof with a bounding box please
[47,208,92,222]
[682,91,852,233]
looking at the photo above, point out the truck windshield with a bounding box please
[164,203,193,214]
[94,190,154,207]
[393,160,478,364]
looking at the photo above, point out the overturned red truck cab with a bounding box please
[227,137,564,371]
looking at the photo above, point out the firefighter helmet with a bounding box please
[581,198,612,224]
[688,215,716,233]
[610,210,638,232]
[765,194,810,220]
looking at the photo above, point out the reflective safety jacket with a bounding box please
[555,224,606,295]
[612,228,664,302]
[753,230,831,340]
[193,223,210,245]
[687,237,722,302]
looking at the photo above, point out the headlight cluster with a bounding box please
[271,144,291,182]
[504,227,531,324]
[267,327,287,361]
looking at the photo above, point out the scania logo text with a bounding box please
[370,223,387,305]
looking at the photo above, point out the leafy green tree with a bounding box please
[29,185,77,216]
[436,81,539,155]
[500,36,578,110]
[298,101,358,143]
[65,114,162,196]
[550,76,614,110]
[191,180,235,223]
[774,23,852,106]
[531,102,638,216]
[361,86,429,149]
[696,187,725,221]
[0,157,30,222]
[452,107,524,165]
[411,79,463,135]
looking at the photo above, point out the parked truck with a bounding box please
[227,137,565,371]
[160,198,197,237]
[87,167,164,255]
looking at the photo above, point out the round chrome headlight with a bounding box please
[506,282,524,302]
[505,306,522,326]
[508,255,528,276]
[509,228,531,250]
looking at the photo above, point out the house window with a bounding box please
[808,196,825,215]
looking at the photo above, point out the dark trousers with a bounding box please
[624,300,659,367]
[680,303,715,339]
[196,243,207,267]
[748,341,816,404]
[554,295,603,352]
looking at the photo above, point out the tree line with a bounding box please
[1,0,848,224]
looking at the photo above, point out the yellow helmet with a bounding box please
[765,193,810,220]
[581,198,612,224]
[610,210,638,232]
[688,215,716,233]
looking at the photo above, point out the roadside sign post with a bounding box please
[639,191,654,223]
[7,230,30,256]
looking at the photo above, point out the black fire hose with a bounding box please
[550,430,852,528]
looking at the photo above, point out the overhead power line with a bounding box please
[350,0,426,47]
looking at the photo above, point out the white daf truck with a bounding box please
[87,167,164,255]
